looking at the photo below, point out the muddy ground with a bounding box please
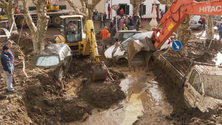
[0,21,126,124]
[133,31,222,125]
[0,20,221,125]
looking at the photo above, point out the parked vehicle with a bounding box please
[113,30,142,43]
[190,15,202,30]
[36,43,72,81]
[104,31,171,63]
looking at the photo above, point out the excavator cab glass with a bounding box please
[60,16,83,43]
[51,0,58,7]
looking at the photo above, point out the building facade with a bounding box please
[106,0,166,19]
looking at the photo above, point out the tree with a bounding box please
[130,0,145,15]
[20,0,49,54]
[66,0,101,20]
[0,0,17,33]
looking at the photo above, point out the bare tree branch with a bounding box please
[22,0,49,53]
[66,0,82,15]
[92,0,101,7]
[21,0,37,34]
[32,0,37,5]
[0,0,8,5]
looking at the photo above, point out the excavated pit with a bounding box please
[0,32,126,124]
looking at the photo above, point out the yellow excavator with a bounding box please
[0,8,7,20]
[47,0,59,11]
[55,15,108,81]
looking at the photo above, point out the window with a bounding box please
[29,7,36,11]
[59,5,66,10]
[121,37,132,50]
[36,55,60,67]
[123,33,134,40]
[191,20,197,24]
[51,0,58,6]
[66,18,82,43]
[189,70,203,94]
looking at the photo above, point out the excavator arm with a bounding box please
[153,0,222,49]
[128,0,222,70]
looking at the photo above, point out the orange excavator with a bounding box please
[128,0,222,69]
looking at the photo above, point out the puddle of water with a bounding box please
[70,71,164,125]
[194,31,219,40]
[120,93,144,125]
[213,52,222,65]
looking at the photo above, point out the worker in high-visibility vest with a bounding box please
[122,24,128,30]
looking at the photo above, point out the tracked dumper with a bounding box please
[153,52,222,112]
[153,53,191,88]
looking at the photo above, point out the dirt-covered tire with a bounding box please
[58,67,64,81]
[16,16,28,28]
[52,16,61,27]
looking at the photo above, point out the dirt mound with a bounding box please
[10,33,56,55]
[79,81,126,109]
[10,33,33,55]
[16,55,126,124]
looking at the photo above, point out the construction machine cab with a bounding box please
[59,15,83,43]
[47,0,59,11]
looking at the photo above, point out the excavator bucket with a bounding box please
[91,63,108,81]
[127,37,155,71]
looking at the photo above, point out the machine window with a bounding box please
[66,18,81,43]
[189,69,203,94]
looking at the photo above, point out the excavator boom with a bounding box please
[128,0,222,70]
[154,0,222,49]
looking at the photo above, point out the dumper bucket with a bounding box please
[127,38,155,71]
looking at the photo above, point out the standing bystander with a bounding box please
[93,9,98,21]
[103,12,107,27]
[122,24,128,30]
[128,16,134,30]
[201,16,206,30]
[219,23,222,42]
[120,8,125,18]
[135,13,141,31]
[119,17,125,30]
[1,45,16,93]
[101,26,109,50]
[111,25,117,44]
[6,40,17,85]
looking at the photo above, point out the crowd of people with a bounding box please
[97,8,143,50]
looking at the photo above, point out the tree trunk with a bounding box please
[207,15,214,40]
[67,0,102,29]
[0,0,17,33]
[21,0,49,54]
[7,0,17,33]
[130,0,145,15]
[177,15,192,56]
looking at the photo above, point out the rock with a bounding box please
[43,100,55,106]
[81,78,88,84]
[17,108,22,112]
[31,107,42,115]
[74,72,83,78]
[109,69,125,79]
[80,113,89,122]
[170,112,176,117]
[45,110,55,116]
[166,115,173,120]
